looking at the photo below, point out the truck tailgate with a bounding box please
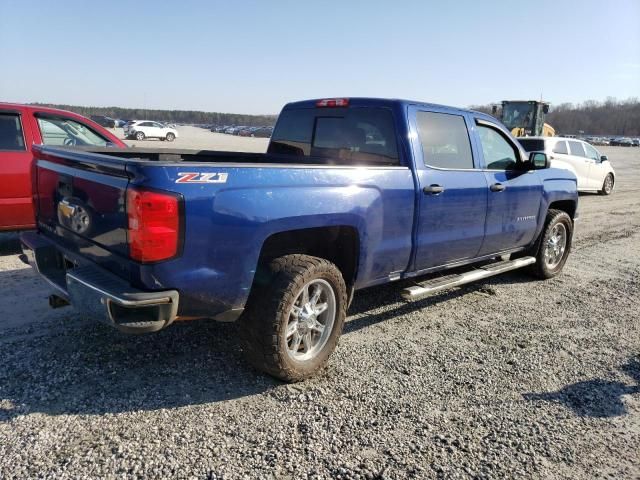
[34,146,130,258]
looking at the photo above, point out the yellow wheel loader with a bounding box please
[492,100,555,137]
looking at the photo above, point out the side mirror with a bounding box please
[600,155,608,162]
[491,105,498,115]
[529,152,549,169]
[543,104,550,114]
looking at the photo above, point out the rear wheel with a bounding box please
[600,173,614,195]
[239,254,347,382]
[529,209,573,279]
[135,131,145,141]
[166,132,175,142]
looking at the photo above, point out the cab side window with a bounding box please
[416,111,474,169]
[0,113,26,151]
[584,143,600,161]
[476,124,519,170]
[553,141,568,154]
[37,116,109,147]
[568,141,585,157]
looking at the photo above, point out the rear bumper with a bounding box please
[20,231,179,334]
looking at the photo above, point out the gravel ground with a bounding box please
[0,146,639,479]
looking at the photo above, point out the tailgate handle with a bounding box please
[423,184,444,195]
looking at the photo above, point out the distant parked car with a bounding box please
[237,127,258,137]
[250,127,273,138]
[632,138,639,147]
[90,115,117,128]
[126,121,178,141]
[519,136,616,195]
[610,137,634,147]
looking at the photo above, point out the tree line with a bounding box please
[31,103,277,127]
[471,97,640,136]
[33,97,640,136]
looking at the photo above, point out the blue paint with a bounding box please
[30,98,578,319]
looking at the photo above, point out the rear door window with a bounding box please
[416,111,474,169]
[0,113,26,151]
[568,141,585,157]
[553,141,568,154]
[268,107,399,166]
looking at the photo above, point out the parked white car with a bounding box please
[126,120,178,142]
[519,137,616,195]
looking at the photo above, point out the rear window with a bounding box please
[518,139,546,152]
[268,107,399,166]
[0,113,25,151]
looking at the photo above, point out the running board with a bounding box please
[401,256,536,300]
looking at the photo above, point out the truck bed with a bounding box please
[66,146,377,166]
[30,144,416,321]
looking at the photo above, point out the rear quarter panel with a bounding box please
[131,163,416,316]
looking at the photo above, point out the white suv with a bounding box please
[126,121,178,142]
[519,137,616,195]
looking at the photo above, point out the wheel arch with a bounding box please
[255,226,360,288]
[547,199,577,219]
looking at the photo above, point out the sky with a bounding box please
[1,0,638,115]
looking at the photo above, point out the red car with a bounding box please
[0,103,126,231]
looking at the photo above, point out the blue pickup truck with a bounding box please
[21,98,578,381]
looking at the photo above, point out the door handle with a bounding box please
[490,183,506,192]
[423,184,444,194]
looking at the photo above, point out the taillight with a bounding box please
[126,188,182,263]
[316,98,349,108]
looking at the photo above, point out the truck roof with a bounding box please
[282,97,495,122]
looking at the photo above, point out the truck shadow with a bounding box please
[344,270,534,334]
[0,315,278,419]
[0,268,552,419]
[0,232,22,256]
[522,358,640,418]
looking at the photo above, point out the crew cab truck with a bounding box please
[20,98,578,382]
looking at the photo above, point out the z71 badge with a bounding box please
[176,172,228,184]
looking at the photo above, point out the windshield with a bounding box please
[501,103,535,129]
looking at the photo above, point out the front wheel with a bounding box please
[600,173,614,195]
[135,131,145,141]
[165,132,175,142]
[529,209,573,279]
[239,255,347,382]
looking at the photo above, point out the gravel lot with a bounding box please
[0,144,638,479]
[112,125,271,152]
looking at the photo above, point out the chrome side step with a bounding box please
[401,256,536,300]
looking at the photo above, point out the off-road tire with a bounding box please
[239,254,347,382]
[600,173,614,195]
[529,209,573,279]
